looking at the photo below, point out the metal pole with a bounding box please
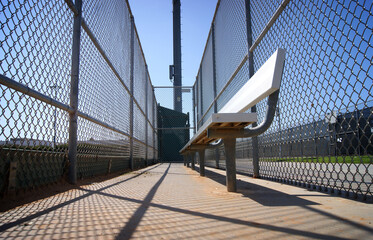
[186,152,190,168]
[245,0,260,178]
[277,107,282,159]
[211,23,218,114]
[191,152,195,170]
[211,22,221,169]
[199,69,203,124]
[129,16,135,170]
[198,150,205,176]
[224,138,237,192]
[68,0,82,184]
[195,77,200,129]
[173,0,182,112]
[145,66,149,164]
[153,91,156,162]
[192,85,196,134]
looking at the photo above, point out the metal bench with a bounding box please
[180,48,286,192]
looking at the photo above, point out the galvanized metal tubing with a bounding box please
[68,0,83,184]
[245,0,259,178]
[129,16,135,170]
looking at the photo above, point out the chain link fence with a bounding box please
[195,0,372,201]
[0,0,158,195]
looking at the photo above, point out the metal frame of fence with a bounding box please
[0,0,158,194]
[194,0,372,201]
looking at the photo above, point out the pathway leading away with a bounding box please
[0,163,372,239]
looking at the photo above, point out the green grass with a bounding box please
[262,155,372,164]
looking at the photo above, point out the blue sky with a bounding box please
[128,0,218,88]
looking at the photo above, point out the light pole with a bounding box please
[50,85,61,148]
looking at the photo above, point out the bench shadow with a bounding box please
[194,165,318,206]
[193,165,373,234]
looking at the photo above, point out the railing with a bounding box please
[194,0,372,201]
[0,0,158,194]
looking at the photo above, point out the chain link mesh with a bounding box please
[0,0,158,194]
[196,0,249,128]
[83,0,132,89]
[0,0,73,192]
[200,35,214,116]
[196,0,373,200]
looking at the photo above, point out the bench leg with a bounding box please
[198,149,205,177]
[190,153,195,170]
[183,155,186,166]
[224,137,236,192]
[215,148,220,169]
[186,154,190,168]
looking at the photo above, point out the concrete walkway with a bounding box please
[0,163,372,239]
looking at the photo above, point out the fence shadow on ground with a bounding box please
[194,164,373,234]
[0,169,131,213]
[1,163,372,239]
[194,165,318,207]
[0,164,162,232]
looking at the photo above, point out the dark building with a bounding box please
[255,107,373,158]
[157,106,190,162]
[334,107,373,155]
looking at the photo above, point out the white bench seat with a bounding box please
[180,48,286,192]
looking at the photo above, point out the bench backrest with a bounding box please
[219,48,285,113]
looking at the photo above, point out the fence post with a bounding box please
[199,69,203,126]
[153,92,156,162]
[192,85,196,134]
[212,23,218,114]
[245,0,260,178]
[68,0,83,184]
[211,22,221,168]
[145,65,149,164]
[195,77,200,129]
[129,16,135,170]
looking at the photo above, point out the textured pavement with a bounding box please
[0,163,372,239]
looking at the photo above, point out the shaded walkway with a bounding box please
[0,163,372,239]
